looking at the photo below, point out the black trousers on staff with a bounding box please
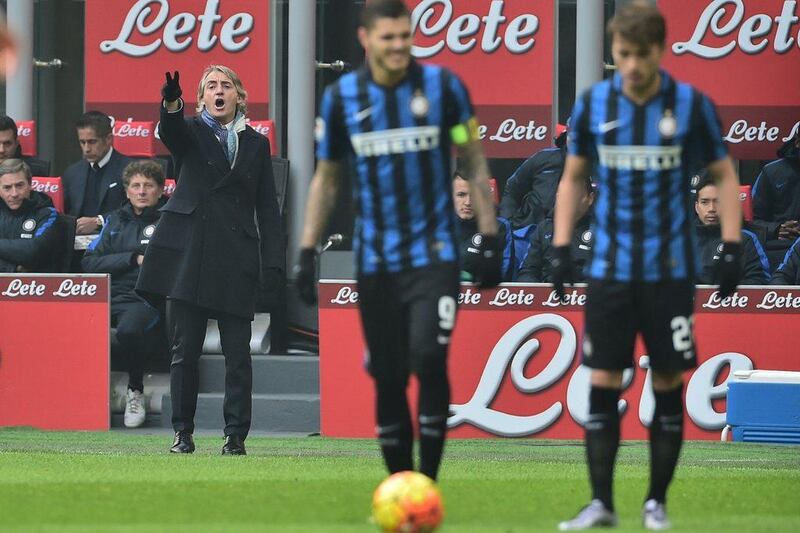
[167,298,252,438]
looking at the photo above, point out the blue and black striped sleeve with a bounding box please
[691,91,729,166]
[567,90,593,158]
[443,69,475,128]
[315,83,347,161]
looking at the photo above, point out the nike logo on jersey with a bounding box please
[353,106,374,122]
[598,119,622,133]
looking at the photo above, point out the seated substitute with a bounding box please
[453,170,513,281]
[0,158,59,272]
[0,115,50,176]
[771,236,800,285]
[751,129,800,244]
[694,174,770,285]
[517,175,594,283]
[82,160,166,428]
[498,124,568,229]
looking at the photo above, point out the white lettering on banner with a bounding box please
[114,123,151,138]
[542,289,586,307]
[489,119,548,143]
[53,280,98,298]
[31,181,60,193]
[458,287,481,305]
[756,290,800,309]
[331,286,359,305]
[701,291,749,309]
[725,120,781,143]
[17,126,32,137]
[448,314,576,437]
[672,0,800,59]
[99,0,254,57]
[686,352,753,429]
[411,0,539,58]
[447,314,756,436]
[784,121,800,142]
[1,279,46,297]
[488,287,535,306]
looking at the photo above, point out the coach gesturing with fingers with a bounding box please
[136,67,285,455]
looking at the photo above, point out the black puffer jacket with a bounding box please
[771,236,800,285]
[82,199,165,296]
[499,146,565,229]
[517,213,593,283]
[694,221,770,285]
[0,190,59,272]
[751,136,800,238]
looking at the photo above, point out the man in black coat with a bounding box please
[751,130,800,244]
[517,175,595,283]
[0,115,50,176]
[0,159,60,272]
[62,111,133,235]
[83,159,166,428]
[136,67,285,455]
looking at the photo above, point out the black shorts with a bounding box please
[583,279,697,373]
[357,263,460,382]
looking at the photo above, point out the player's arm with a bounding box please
[456,133,497,237]
[707,156,742,243]
[300,160,342,249]
[552,154,591,247]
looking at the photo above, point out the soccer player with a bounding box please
[552,3,742,530]
[295,0,501,482]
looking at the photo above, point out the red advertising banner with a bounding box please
[113,120,159,157]
[407,1,556,158]
[660,0,800,160]
[85,0,270,154]
[16,120,36,156]
[319,282,800,440]
[0,275,110,430]
[31,177,64,213]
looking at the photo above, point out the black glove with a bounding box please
[550,245,575,300]
[294,248,317,305]
[714,241,742,299]
[474,234,502,289]
[162,71,182,102]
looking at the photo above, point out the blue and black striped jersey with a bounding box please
[316,61,475,275]
[568,70,728,282]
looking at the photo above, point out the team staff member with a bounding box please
[552,3,742,530]
[83,160,167,428]
[136,66,285,455]
[517,175,594,283]
[0,159,59,272]
[295,0,501,483]
[694,174,770,286]
[770,236,800,285]
[62,111,133,235]
[0,115,50,176]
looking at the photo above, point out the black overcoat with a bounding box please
[136,104,285,319]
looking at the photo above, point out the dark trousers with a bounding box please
[111,292,162,391]
[166,298,252,437]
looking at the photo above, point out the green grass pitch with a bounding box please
[0,428,798,532]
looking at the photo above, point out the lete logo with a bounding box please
[100,0,254,57]
[448,314,754,436]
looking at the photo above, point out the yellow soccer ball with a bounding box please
[371,471,444,532]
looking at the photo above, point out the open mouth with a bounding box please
[214,98,225,110]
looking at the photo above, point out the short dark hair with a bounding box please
[453,170,467,182]
[0,158,32,183]
[0,115,18,137]
[76,110,113,138]
[122,159,165,188]
[360,0,410,29]
[607,1,666,49]
[694,172,716,197]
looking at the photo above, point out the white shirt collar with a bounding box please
[95,146,114,169]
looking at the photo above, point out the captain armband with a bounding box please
[450,117,481,146]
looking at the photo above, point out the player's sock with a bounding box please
[376,381,413,473]
[646,383,684,504]
[585,386,621,512]
[417,370,450,481]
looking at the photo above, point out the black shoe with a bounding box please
[222,435,246,455]
[170,431,195,453]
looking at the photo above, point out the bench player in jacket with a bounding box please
[551,3,743,530]
[83,160,166,428]
[295,0,501,483]
[0,159,59,273]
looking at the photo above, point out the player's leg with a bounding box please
[358,272,413,473]
[560,280,635,530]
[403,263,459,481]
[639,281,696,530]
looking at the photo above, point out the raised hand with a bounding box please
[161,71,182,102]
